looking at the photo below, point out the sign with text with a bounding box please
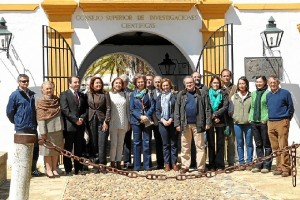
[75,14,198,29]
[244,57,283,81]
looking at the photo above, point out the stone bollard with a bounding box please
[9,133,36,200]
[0,151,8,185]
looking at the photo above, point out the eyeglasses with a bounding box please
[20,80,29,83]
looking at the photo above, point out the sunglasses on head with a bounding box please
[20,80,29,83]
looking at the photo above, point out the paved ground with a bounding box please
[1,164,300,200]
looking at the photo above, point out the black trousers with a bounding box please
[153,125,164,167]
[207,126,225,170]
[123,128,132,164]
[63,130,84,173]
[251,123,272,170]
[88,116,109,165]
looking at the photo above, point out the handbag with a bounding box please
[143,116,154,127]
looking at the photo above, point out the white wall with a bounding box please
[226,7,300,143]
[0,7,48,163]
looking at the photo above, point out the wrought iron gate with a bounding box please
[196,24,234,85]
[42,25,78,95]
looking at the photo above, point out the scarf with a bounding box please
[161,90,171,120]
[134,89,146,99]
[209,88,223,113]
[253,85,268,122]
[36,95,60,120]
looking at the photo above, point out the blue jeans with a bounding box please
[234,124,253,164]
[158,123,178,165]
[132,124,152,170]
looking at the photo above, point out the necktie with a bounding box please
[74,91,79,104]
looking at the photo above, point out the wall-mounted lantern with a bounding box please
[0,17,12,58]
[158,53,176,75]
[158,53,191,76]
[260,16,283,56]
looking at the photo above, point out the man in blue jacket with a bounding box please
[6,74,41,176]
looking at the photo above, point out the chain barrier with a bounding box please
[39,139,300,186]
[291,144,297,187]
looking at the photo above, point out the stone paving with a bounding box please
[1,164,300,200]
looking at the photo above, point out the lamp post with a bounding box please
[260,16,284,56]
[0,17,12,58]
[158,53,176,75]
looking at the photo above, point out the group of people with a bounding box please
[6,69,294,178]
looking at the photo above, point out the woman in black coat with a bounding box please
[87,76,111,173]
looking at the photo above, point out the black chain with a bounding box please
[38,139,300,186]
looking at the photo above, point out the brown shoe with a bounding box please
[164,164,170,171]
[281,171,290,177]
[237,165,246,171]
[273,170,283,175]
[172,164,179,171]
[180,168,189,174]
[198,169,206,174]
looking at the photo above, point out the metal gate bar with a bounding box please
[196,24,234,85]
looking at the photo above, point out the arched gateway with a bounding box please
[77,31,193,90]
[40,0,233,94]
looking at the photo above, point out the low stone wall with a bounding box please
[0,152,8,185]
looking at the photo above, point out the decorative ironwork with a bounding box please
[196,24,234,85]
[42,25,78,95]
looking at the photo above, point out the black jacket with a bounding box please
[60,89,87,132]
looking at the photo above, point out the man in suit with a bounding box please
[146,74,164,169]
[60,76,87,176]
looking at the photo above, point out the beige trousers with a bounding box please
[181,124,206,170]
[268,119,290,172]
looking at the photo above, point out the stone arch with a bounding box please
[77,31,193,90]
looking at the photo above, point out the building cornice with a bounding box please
[196,0,231,32]
[234,3,300,10]
[41,0,78,44]
[79,0,196,12]
[0,4,39,11]
[41,0,77,16]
